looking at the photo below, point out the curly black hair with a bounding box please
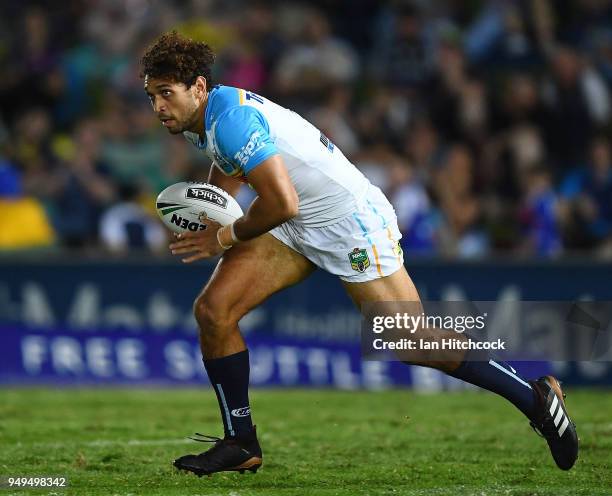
[140,31,215,87]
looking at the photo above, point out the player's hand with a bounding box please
[168,220,224,263]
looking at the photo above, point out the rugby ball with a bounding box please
[156,182,243,233]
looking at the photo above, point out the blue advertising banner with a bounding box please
[0,325,551,390]
[0,259,610,386]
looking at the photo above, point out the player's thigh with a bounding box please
[343,266,465,368]
[198,232,316,320]
[341,265,421,309]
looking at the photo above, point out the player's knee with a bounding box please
[193,292,236,337]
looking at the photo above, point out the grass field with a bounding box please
[0,388,611,496]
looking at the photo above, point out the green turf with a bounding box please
[0,388,611,496]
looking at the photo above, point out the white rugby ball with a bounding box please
[156,182,243,233]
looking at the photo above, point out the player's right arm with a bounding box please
[213,105,299,246]
[230,153,298,242]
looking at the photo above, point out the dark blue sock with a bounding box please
[449,348,536,419]
[203,350,253,438]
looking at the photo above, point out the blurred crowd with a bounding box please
[1,0,612,258]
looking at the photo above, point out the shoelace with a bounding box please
[188,433,223,443]
[187,433,230,459]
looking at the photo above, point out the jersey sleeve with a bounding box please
[213,105,278,175]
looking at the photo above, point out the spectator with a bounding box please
[402,119,443,186]
[308,86,360,157]
[560,136,612,253]
[518,165,562,257]
[369,4,431,87]
[426,32,473,142]
[465,2,543,69]
[99,183,166,254]
[541,46,611,170]
[11,108,56,198]
[0,157,55,250]
[99,94,167,193]
[274,8,359,103]
[222,40,267,92]
[0,7,64,126]
[434,145,488,258]
[0,1,609,259]
[491,74,545,131]
[386,157,437,255]
[46,120,117,247]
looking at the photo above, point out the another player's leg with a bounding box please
[174,233,316,476]
[342,266,578,470]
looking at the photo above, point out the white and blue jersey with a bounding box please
[184,85,404,282]
[183,85,370,227]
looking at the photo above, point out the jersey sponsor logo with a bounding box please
[185,187,228,208]
[233,130,266,167]
[348,248,371,273]
[230,406,251,417]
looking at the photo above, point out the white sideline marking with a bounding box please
[19,438,193,449]
[89,438,192,447]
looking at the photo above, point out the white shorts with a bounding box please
[270,185,404,283]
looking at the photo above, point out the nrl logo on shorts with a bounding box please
[393,241,403,259]
[348,248,370,273]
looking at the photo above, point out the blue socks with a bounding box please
[203,350,253,438]
[449,348,537,419]
[202,346,536,438]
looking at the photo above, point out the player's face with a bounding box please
[144,76,201,135]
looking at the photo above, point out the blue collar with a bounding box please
[197,85,221,148]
